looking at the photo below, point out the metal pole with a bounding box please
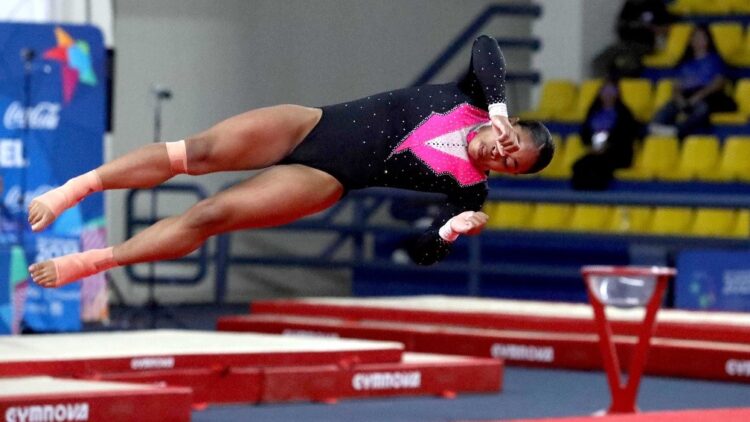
[19,48,35,246]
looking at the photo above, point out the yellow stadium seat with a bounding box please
[619,78,653,122]
[691,208,737,237]
[485,201,534,230]
[710,23,744,65]
[711,79,750,125]
[615,135,679,181]
[528,203,573,231]
[732,210,750,237]
[520,80,577,121]
[647,207,695,235]
[728,27,750,67]
[732,0,750,13]
[705,136,750,181]
[568,205,615,232]
[652,79,674,114]
[537,134,565,178]
[661,135,720,181]
[643,23,694,68]
[609,206,654,234]
[556,79,603,123]
[669,0,732,15]
[538,134,586,180]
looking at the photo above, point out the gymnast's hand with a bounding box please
[490,115,520,157]
[450,211,489,236]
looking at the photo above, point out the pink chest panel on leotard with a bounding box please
[390,103,489,187]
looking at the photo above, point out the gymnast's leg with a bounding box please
[27,104,322,231]
[29,164,344,287]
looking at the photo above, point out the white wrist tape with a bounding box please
[439,218,460,242]
[488,103,508,118]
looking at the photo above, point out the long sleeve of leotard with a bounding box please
[462,35,509,117]
[406,188,487,266]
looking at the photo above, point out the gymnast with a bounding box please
[28,35,554,288]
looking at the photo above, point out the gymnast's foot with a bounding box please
[27,170,103,232]
[28,200,57,232]
[29,247,117,288]
[29,261,58,288]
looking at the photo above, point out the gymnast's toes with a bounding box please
[29,261,59,288]
[28,201,56,232]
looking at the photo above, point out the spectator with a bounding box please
[572,78,640,191]
[592,0,674,78]
[649,26,736,139]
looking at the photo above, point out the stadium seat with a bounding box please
[691,208,737,237]
[619,78,653,122]
[520,80,577,121]
[651,79,674,115]
[732,0,750,14]
[732,210,750,237]
[609,206,654,234]
[528,203,573,231]
[615,135,679,181]
[705,136,750,181]
[727,26,750,67]
[538,134,586,179]
[647,207,695,235]
[668,0,732,15]
[537,134,565,178]
[710,79,750,125]
[642,23,694,68]
[556,79,603,123]
[661,135,720,181]
[485,201,534,230]
[709,23,744,65]
[568,205,614,232]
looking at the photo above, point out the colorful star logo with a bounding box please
[43,27,98,104]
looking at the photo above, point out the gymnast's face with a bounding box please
[468,123,538,174]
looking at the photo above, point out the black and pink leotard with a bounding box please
[281,35,508,264]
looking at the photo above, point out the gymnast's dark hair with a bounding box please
[517,119,554,174]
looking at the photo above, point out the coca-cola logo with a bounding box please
[3,101,61,130]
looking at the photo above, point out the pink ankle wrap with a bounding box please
[52,247,117,287]
[165,140,188,175]
[35,170,102,217]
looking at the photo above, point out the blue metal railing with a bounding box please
[412,3,542,86]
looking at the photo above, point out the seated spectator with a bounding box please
[649,26,736,139]
[592,0,674,78]
[572,78,639,191]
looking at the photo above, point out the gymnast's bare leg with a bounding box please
[29,164,343,287]
[27,104,322,231]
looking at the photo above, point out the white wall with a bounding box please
[531,0,621,101]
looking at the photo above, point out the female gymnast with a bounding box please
[28,35,554,288]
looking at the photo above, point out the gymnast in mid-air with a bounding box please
[28,35,554,287]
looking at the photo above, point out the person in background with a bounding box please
[592,0,674,78]
[572,78,639,191]
[649,26,736,139]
